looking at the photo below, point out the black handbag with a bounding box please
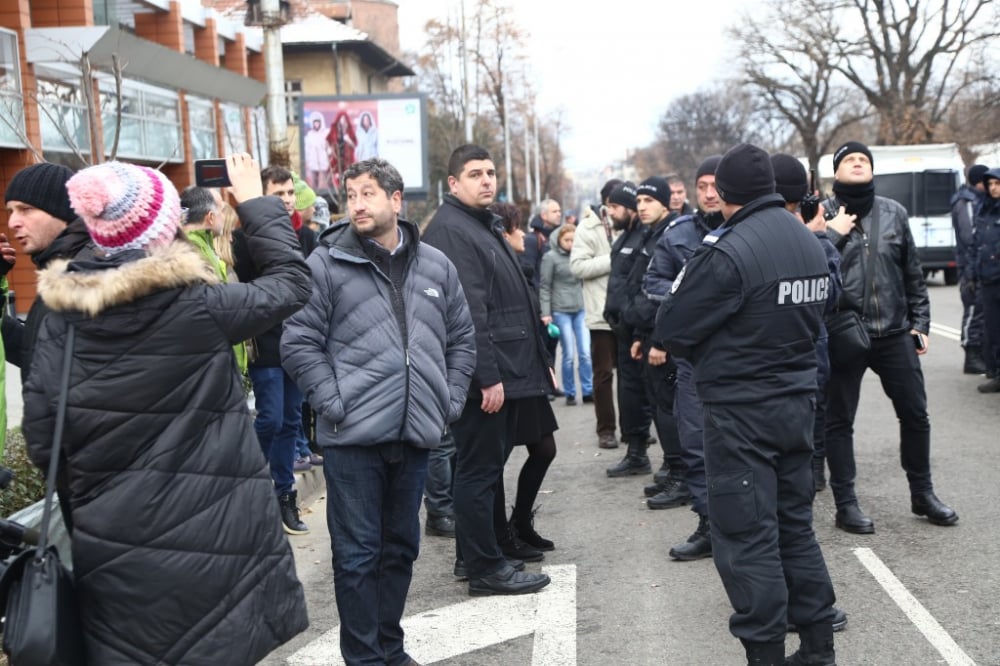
[0,326,86,666]
[826,309,870,367]
[827,205,879,368]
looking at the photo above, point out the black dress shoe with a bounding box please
[453,557,524,580]
[468,563,551,596]
[788,606,848,633]
[911,492,959,526]
[835,503,875,534]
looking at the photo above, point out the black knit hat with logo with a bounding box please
[636,176,671,208]
[715,143,775,205]
[607,181,638,211]
[4,162,76,224]
[832,141,873,173]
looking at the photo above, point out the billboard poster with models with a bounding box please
[299,93,428,198]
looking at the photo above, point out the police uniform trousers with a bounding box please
[703,393,835,643]
[674,358,707,515]
[641,339,683,473]
[615,334,652,444]
[824,331,933,508]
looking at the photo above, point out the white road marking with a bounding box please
[853,548,976,666]
[930,322,962,342]
[286,564,577,665]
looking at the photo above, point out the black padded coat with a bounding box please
[22,197,311,665]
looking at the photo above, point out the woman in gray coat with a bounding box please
[540,223,594,405]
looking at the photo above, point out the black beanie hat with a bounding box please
[600,178,624,203]
[636,176,671,208]
[968,164,989,186]
[607,181,637,211]
[4,162,76,224]
[714,143,775,206]
[832,141,873,173]
[695,155,723,181]
[770,153,809,203]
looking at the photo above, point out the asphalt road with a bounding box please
[264,276,999,666]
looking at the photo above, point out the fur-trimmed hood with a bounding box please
[37,240,221,317]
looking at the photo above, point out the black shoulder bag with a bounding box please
[0,326,86,665]
[827,205,879,368]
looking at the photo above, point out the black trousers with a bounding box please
[960,275,985,349]
[675,358,707,515]
[615,336,652,442]
[450,394,516,579]
[641,339,683,471]
[981,283,1000,372]
[824,331,933,509]
[704,395,836,644]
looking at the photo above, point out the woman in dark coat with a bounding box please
[22,155,311,665]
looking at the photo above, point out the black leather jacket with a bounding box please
[824,195,930,338]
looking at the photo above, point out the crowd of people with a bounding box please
[0,136,991,665]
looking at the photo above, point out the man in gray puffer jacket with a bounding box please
[282,158,476,666]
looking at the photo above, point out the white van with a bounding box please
[818,143,964,285]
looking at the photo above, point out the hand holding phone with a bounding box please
[225,154,262,204]
[194,159,230,187]
[912,331,927,353]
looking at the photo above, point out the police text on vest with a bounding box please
[776,277,829,305]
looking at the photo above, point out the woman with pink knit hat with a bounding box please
[21,154,311,665]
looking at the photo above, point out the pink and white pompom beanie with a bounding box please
[66,161,181,255]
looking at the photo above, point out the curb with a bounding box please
[293,462,326,506]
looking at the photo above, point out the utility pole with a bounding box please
[524,116,532,204]
[460,0,473,143]
[533,115,541,207]
[502,75,512,202]
[246,0,291,166]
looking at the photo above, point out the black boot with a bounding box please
[669,513,712,561]
[785,623,836,665]
[606,437,651,477]
[278,490,309,535]
[653,460,671,485]
[510,508,554,551]
[812,457,827,492]
[647,473,693,509]
[963,346,987,375]
[498,523,544,562]
[742,640,785,666]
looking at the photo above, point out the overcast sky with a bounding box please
[396,0,745,173]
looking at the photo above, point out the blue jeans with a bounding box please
[424,429,455,517]
[249,366,302,496]
[552,310,593,398]
[324,443,429,666]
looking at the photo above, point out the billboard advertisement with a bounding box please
[299,93,428,198]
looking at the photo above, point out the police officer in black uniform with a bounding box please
[646,155,724,555]
[602,182,656,477]
[658,143,837,666]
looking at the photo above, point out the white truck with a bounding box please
[818,143,965,285]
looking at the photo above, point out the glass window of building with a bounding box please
[285,80,301,125]
[35,65,91,155]
[188,96,217,161]
[99,78,183,162]
[221,103,247,155]
[0,29,24,148]
[251,107,269,167]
